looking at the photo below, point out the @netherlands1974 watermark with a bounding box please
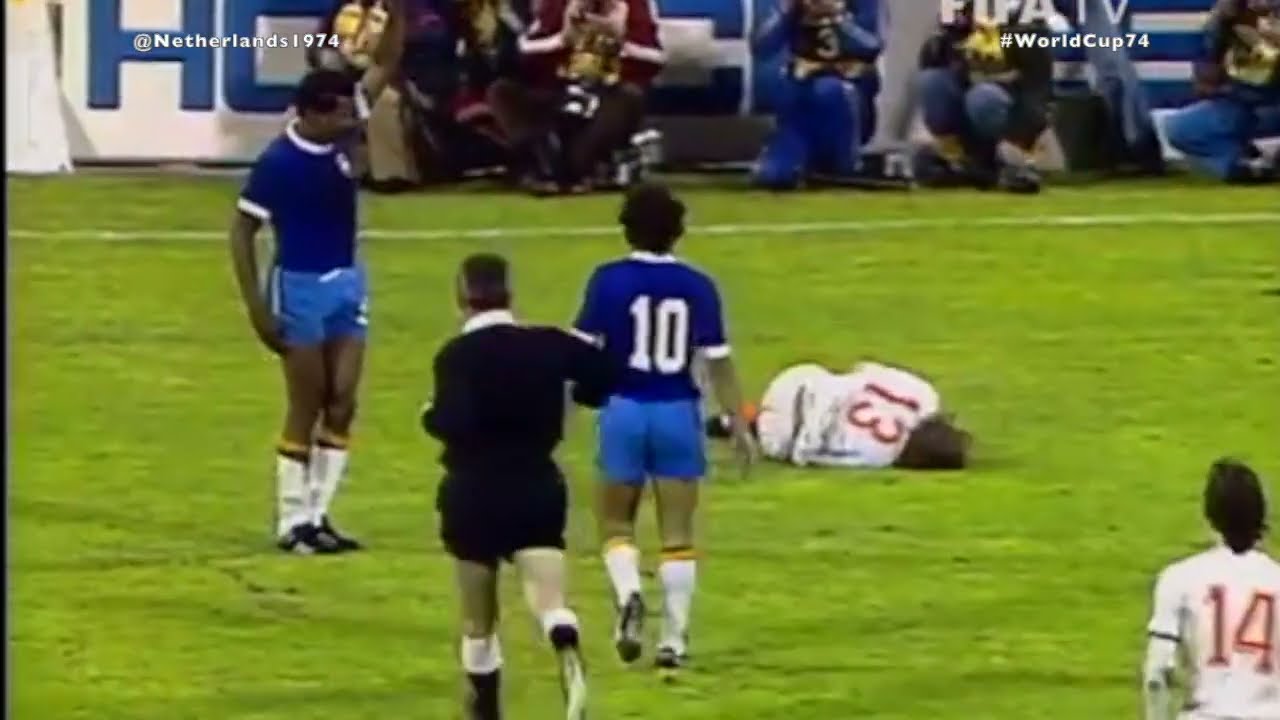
[132,32,341,53]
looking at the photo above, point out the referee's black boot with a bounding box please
[315,516,362,552]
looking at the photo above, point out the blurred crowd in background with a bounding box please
[314,0,1279,195]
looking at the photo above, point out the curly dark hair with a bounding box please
[619,183,686,254]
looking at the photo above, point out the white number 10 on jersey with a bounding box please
[628,295,690,374]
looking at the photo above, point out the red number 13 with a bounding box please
[1206,585,1276,674]
[846,383,920,445]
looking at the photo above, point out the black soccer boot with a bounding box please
[276,523,342,555]
[315,515,362,552]
[654,644,686,682]
[614,592,646,664]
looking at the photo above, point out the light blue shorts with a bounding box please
[268,265,368,346]
[597,397,706,485]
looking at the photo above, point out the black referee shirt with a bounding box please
[421,310,617,481]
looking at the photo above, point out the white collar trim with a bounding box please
[286,120,334,155]
[629,251,678,264]
[462,309,516,334]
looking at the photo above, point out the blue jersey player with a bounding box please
[571,184,757,675]
[229,1,404,555]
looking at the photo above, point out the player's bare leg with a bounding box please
[652,477,699,676]
[312,336,364,550]
[456,559,503,720]
[597,482,646,663]
[276,347,337,553]
[513,549,587,719]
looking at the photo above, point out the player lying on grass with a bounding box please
[1143,458,1279,720]
[229,0,404,554]
[706,361,970,469]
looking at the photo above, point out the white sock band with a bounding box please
[603,542,642,606]
[541,607,579,638]
[461,635,503,675]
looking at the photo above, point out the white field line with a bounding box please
[8,212,1278,242]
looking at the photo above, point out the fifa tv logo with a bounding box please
[938,0,1131,26]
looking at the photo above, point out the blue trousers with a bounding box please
[1164,93,1280,180]
[918,67,1014,153]
[1070,0,1159,152]
[754,74,877,189]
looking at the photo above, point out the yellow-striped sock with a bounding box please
[603,538,642,606]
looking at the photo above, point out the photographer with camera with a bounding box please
[489,0,664,194]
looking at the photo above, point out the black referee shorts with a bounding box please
[437,475,568,568]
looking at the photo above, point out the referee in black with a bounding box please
[421,253,616,720]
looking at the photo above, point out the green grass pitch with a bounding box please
[10,176,1279,719]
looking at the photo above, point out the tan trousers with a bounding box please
[364,86,419,183]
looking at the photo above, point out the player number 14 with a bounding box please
[1206,585,1276,674]
[629,295,690,374]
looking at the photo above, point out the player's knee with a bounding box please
[964,83,1013,141]
[323,395,357,434]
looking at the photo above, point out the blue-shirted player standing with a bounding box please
[229,0,404,555]
[571,184,757,674]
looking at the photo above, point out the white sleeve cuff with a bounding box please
[354,83,373,120]
[699,344,731,359]
[569,328,602,346]
[236,197,271,221]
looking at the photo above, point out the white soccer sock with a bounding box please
[461,635,504,675]
[541,607,580,640]
[603,541,643,607]
[275,454,311,537]
[310,444,349,524]
[659,557,697,654]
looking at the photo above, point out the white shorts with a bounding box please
[756,363,829,461]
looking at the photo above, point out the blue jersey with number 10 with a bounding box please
[573,252,730,402]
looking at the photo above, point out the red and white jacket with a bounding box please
[519,0,665,87]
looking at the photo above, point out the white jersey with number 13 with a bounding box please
[792,362,940,468]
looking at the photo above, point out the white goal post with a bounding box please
[6,0,73,174]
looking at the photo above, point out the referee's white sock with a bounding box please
[540,607,581,651]
[461,635,502,720]
[309,430,349,523]
[659,548,697,655]
[275,441,311,538]
[603,539,643,606]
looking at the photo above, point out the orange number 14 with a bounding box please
[1206,585,1276,673]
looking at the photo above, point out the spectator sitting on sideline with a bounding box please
[751,0,882,189]
[488,0,665,195]
[1164,0,1280,184]
[309,0,513,190]
[914,0,1052,193]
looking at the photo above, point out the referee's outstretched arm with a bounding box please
[564,331,620,409]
